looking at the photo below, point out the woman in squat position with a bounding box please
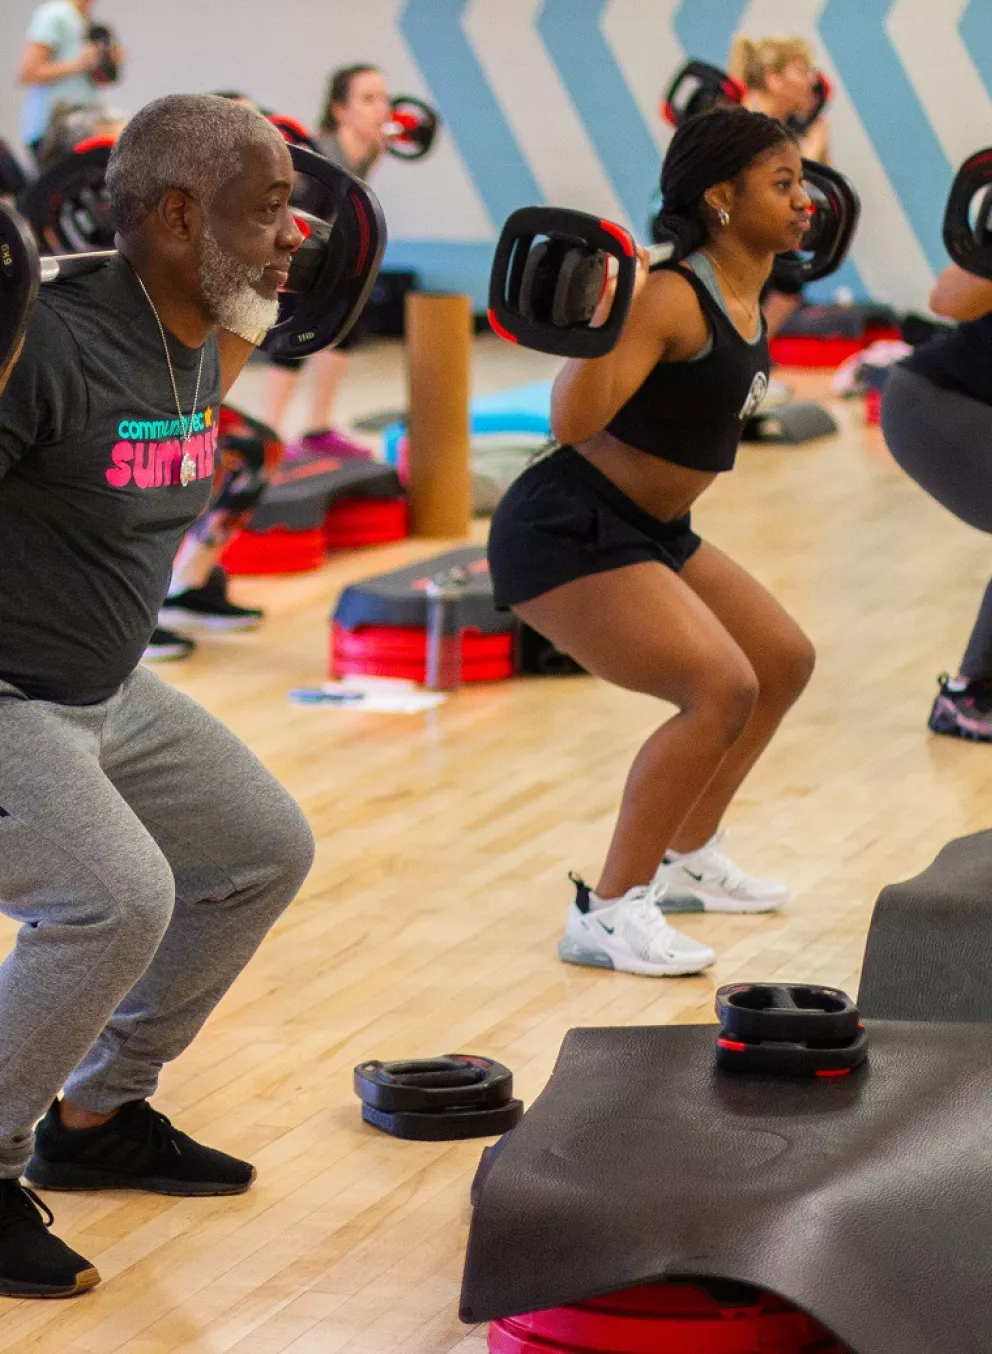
[881,261,992,742]
[488,108,815,977]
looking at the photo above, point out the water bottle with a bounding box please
[425,568,468,692]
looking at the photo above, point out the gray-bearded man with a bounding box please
[0,94,314,1297]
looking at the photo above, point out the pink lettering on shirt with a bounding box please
[105,441,134,487]
[132,442,155,490]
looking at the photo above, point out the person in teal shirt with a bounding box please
[18,0,106,160]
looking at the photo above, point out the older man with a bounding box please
[0,94,313,1298]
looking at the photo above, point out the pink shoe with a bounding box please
[289,427,373,461]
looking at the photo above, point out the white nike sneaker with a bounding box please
[558,876,716,977]
[653,831,789,914]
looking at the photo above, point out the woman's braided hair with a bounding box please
[655,105,796,256]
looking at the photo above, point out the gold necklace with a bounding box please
[133,271,205,489]
[702,250,759,326]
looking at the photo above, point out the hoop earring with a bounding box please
[717,208,730,227]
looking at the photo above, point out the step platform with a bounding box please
[463,1019,992,1354]
[330,546,515,684]
[223,452,408,576]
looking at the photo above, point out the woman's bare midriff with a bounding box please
[574,430,716,521]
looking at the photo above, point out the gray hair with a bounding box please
[106,93,285,234]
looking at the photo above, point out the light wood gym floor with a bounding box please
[2,338,991,1352]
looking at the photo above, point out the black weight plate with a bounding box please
[715,982,861,1044]
[262,145,387,359]
[355,1054,513,1114]
[944,147,992,280]
[715,1025,869,1078]
[488,204,637,358]
[387,95,439,161]
[362,1097,524,1142]
[0,203,39,395]
[20,142,116,254]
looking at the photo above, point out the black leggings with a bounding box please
[881,363,992,678]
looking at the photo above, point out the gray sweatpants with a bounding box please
[882,363,992,678]
[0,665,314,1178]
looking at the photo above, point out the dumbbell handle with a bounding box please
[603,241,673,282]
[39,250,116,284]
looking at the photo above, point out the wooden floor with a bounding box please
[3,340,992,1351]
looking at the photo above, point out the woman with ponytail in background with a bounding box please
[264,64,391,456]
[488,108,815,979]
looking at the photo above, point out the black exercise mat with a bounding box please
[462,1020,992,1354]
[860,828,992,1022]
[334,546,513,635]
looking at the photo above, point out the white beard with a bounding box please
[198,226,281,336]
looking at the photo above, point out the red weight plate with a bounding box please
[769,327,901,369]
[222,526,326,576]
[324,497,409,548]
[330,623,514,684]
[489,1282,849,1354]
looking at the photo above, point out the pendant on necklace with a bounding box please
[180,448,197,487]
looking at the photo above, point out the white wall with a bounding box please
[4,0,990,310]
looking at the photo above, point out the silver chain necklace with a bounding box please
[133,271,205,488]
[701,249,759,327]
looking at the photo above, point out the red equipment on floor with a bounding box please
[769,304,901,369]
[223,452,408,576]
[330,546,516,684]
[489,1281,849,1353]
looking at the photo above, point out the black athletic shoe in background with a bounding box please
[928,673,992,742]
[160,566,264,631]
[0,1179,100,1297]
[26,1100,256,1197]
[142,625,196,662]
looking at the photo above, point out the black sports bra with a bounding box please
[605,263,770,473]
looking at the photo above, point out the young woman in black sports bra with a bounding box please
[488,107,815,978]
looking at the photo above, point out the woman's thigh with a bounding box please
[678,542,815,695]
[513,559,756,710]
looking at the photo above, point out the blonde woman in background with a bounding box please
[729,36,829,161]
[729,36,830,335]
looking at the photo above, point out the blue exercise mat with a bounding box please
[382,380,552,465]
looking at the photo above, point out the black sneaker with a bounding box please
[26,1100,256,1197]
[159,567,264,631]
[928,673,992,741]
[0,1179,100,1297]
[142,626,196,662]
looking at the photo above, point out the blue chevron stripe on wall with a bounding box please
[4,0,976,312]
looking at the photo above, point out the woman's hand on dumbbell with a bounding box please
[590,246,651,328]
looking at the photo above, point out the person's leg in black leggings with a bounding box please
[960,584,992,679]
[881,363,992,737]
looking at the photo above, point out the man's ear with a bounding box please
[159,189,198,243]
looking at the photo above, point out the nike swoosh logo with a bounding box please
[597,919,615,934]
[683,868,704,882]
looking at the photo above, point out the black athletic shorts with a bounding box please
[488,444,702,610]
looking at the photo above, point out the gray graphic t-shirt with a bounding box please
[0,257,221,704]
